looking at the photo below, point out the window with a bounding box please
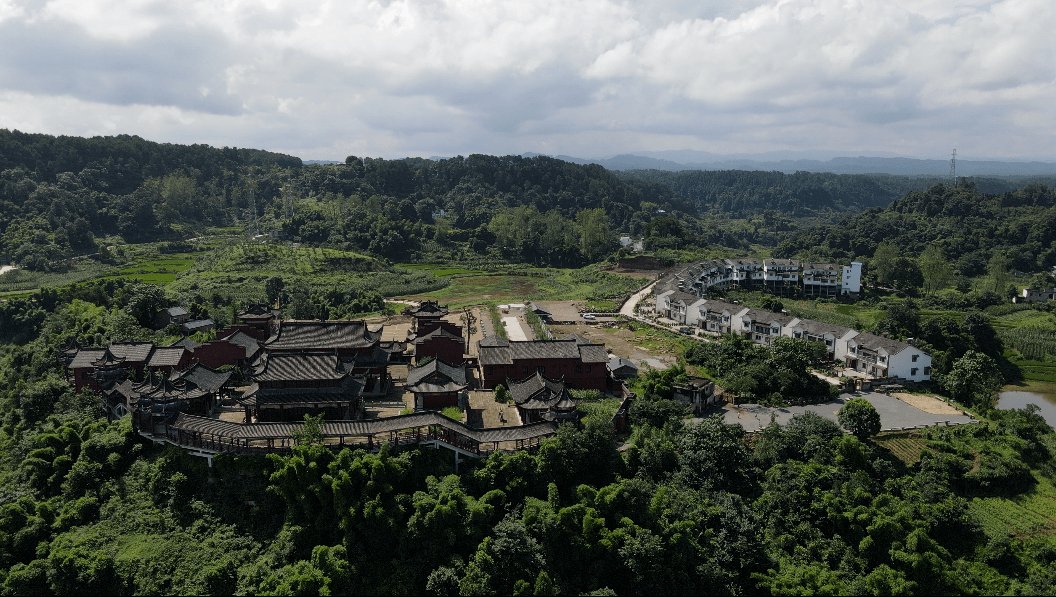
[911,368,918,376]
[537,366,545,374]
[523,366,529,374]
[912,354,918,362]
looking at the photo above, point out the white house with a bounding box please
[688,299,742,334]
[656,290,701,323]
[725,258,764,287]
[763,259,801,296]
[1016,287,1056,303]
[732,308,798,347]
[841,262,863,297]
[783,319,857,361]
[802,263,841,299]
[843,332,931,382]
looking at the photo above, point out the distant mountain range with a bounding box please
[523,151,1056,176]
[308,152,1056,176]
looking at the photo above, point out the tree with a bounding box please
[919,244,952,295]
[576,208,615,263]
[941,350,1002,407]
[124,283,167,329]
[264,276,285,305]
[494,385,511,404]
[837,398,881,441]
[291,413,325,446]
[987,253,1012,295]
[871,242,898,287]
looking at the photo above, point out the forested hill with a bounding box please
[0,129,302,194]
[0,131,697,268]
[773,182,1056,276]
[616,168,1056,218]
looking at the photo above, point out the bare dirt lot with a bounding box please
[891,392,967,416]
[550,321,678,371]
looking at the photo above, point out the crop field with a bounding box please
[874,432,930,465]
[101,256,197,285]
[403,275,542,306]
[0,260,116,295]
[970,476,1056,539]
[396,264,489,277]
[399,266,650,308]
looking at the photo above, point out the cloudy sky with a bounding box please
[1,0,1054,161]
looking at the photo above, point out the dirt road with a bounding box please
[620,281,656,317]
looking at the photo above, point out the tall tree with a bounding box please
[987,253,1012,295]
[919,244,953,295]
[871,241,899,287]
[941,350,1002,406]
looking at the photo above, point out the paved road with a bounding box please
[620,281,656,317]
[702,391,977,433]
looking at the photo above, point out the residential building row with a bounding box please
[660,258,862,299]
[655,291,932,383]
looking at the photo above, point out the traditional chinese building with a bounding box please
[405,359,468,410]
[477,335,608,390]
[412,326,466,365]
[114,363,232,430]
[238,352,367,422]
[405,300,449,333]
[506,371,579,424]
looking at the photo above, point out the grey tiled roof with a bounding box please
[667,290,702,306]
[849,332,910,355]
[172,363,232,394]
[182,319,215,331]
[223,330,261,359]
[265,320,378,350]
[479,337,609,365]
[239,375,366,407]
[407,301,448,317]
[238,304,276,321]
[171,412,558,443]
[252,352,350,381]
[168,337,202,350]
[507,371,574,410]
[107,342,155,364]
[792,319,854,338]
[413,326,464,345]
[148,347,186,368]
[739,308,796,327]
[68,348,106,369]
[406,359,468,393]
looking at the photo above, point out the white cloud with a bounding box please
[0,0,1053,160]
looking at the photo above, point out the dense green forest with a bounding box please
[0,288,1054,594]
[616,168,1056,219]
[774,182,1056,279]
[1,129,709,269]
[4,131,1056,594]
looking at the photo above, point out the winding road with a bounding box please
[619,281,656,317]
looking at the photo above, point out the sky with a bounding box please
[1,0,1054,162]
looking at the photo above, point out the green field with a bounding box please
[874,431,930,465]
[400,267,650,308]
[970,475,1056,538]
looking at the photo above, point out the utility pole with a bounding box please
[949,149,957,185]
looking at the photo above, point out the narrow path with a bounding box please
[620,281,656,317]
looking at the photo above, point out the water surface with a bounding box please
[997,391,1056,428]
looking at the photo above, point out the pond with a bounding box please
[997,390,1056,428]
